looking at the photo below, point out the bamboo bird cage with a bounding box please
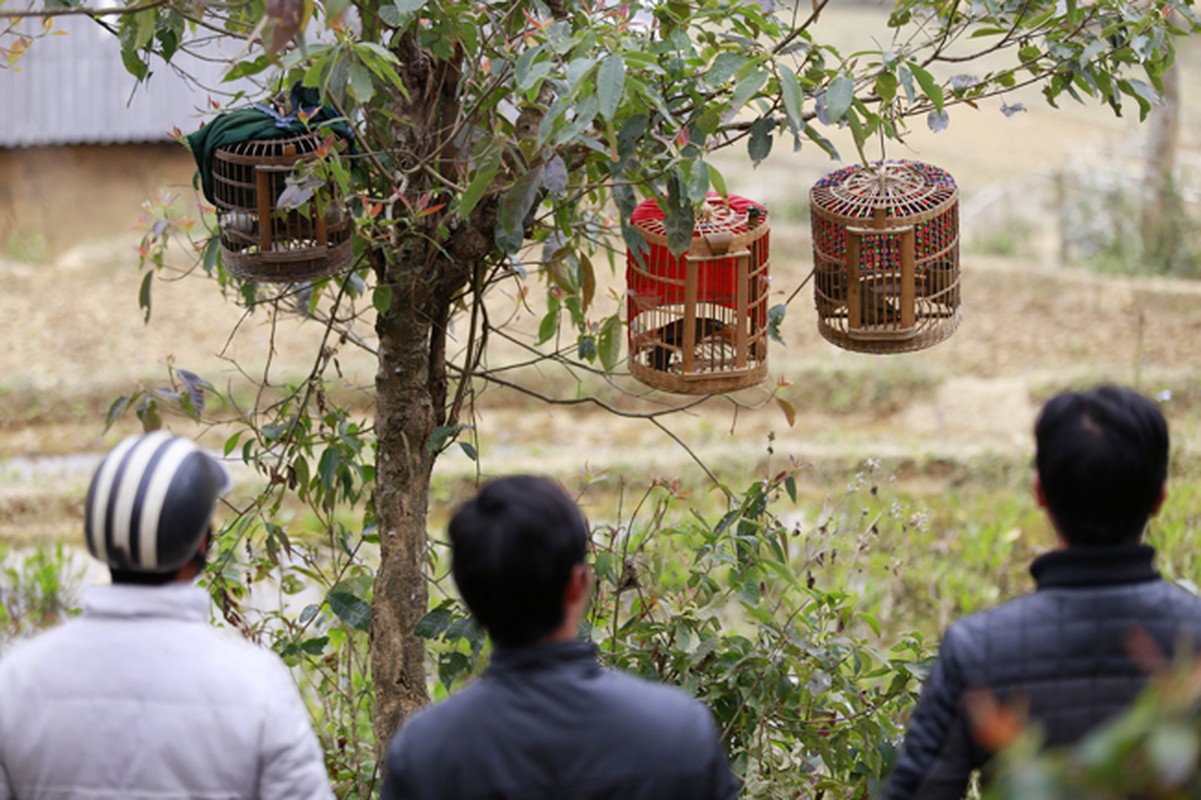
[213,133,352,283]
[810,160,960,353]
[626,193,770,394]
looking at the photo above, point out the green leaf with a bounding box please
[223,55,272,82]
[663,173,694,257]
[156,27,179,63]
[201,235,221,276]
[459,146,501,218]
[356,43,409,97]
[496,164,544,255]
[385,0,427,26]
[707,163,728,198]
[458,441,478,461]
[767,303,787,344]
[616,114,649,162]
[373,284,393,316]
[132,8,155,49]
[825,74,854,123]
[537,298,560,344]
[515,44,544,90]
[138,271,153,323]
[908,62,944,113]
[327,587,371,632]
[1124,78,1158,121]
[731,64,769,112]
[104,395,131,434]
[706,52,747,88]
[425,424,465,454]
[597,53,626,121]
[598,315,622,372]
[317,448,341,492]
[748,117,774,164]
[348,62,374,104]
[378,4,402,26]
[683,161,709,204]
[778,64,804,130]
[804,122,840,158]
[120,43,149,82]
[415,605,456,639]
[300,636,329,656]
[554,94,599,145]
[566,56,596,93]
[875,71,898,103]
[898,65,916,103]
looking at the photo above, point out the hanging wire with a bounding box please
[783,267,816,307]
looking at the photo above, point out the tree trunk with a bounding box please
[1142,25,1181,263]
[369,243,437,753]
[365,26,464,754]
[368,27,498,760]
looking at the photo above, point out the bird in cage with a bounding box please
[221,211,257,244]
[647,317,732,372]
[860,282,902,326]
[923,260,959,307]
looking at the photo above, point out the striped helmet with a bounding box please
[85,432,233,573]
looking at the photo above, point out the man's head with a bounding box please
[1035,385,1168,547]
[449,475,589,646]
[85,432,232,584]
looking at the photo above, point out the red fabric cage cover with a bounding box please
[624,192,770,394]
[626,192,769,322]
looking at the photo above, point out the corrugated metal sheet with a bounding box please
[0,17,253,148]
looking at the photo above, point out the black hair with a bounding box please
[1035,385,1169,547]
[449,475,589,646]
[109,528,210,586]
[109,568,178,586]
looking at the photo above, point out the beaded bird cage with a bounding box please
[626,193,770,394]
[213,133,353,283]
[810,160,960,353]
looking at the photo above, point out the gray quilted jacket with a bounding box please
[883,545,1201,800]
[382,639,740,800]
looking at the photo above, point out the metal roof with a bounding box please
[0,16,256,148]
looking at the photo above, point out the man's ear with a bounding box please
[563,563,590,607]
[1034,475,1048,509]
[1151,484,1167,517]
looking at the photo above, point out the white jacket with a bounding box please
[0,583,333,800]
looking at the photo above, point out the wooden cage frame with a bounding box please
[213,133,353,283]
[627,195,770,394]
[810,160,961,354]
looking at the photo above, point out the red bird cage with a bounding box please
[810,160,960,353]
[626,193,770,394]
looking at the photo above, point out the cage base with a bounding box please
[817,312,961,355]
[629,360,767,395]
[221,239,354,283]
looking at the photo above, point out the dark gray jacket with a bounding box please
[381,639,740,800]
[883,545,1201,800]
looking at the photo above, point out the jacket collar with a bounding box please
[488,639,601,677]
[1031,544,1160,589]
[83,583,211,622]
